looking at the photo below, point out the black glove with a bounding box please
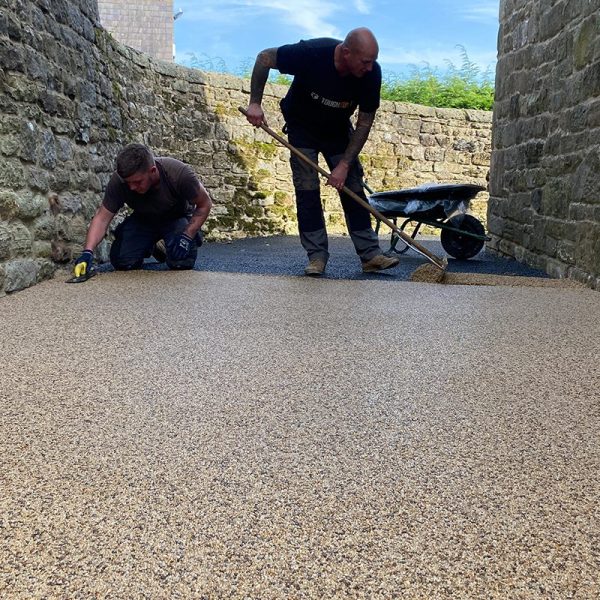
[171,233,194,260]
[74,249,93,277]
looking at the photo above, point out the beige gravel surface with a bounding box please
[1,270,599,599]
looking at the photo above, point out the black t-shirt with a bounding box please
[102,158,200,222]
[277,38,382,138]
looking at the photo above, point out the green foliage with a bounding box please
[270,73,292,86]
[381,47,494,110]
[186,53,229,73]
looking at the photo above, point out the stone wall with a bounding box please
[97,0,173,62]
[0,0,491,294]
[490,0,600,289]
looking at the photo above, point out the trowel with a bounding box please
[66,267,97,284]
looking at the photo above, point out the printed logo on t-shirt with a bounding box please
[310,91,352,109]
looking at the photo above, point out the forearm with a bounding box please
[184,191,212,237]
[341,111,376,166]
[249,48,277,104]
[84,211,112,251]
[184,206,211,237]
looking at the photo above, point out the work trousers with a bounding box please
[110,214,200,270]
[286,125,381,262]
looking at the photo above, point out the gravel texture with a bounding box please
[1,269,599,598]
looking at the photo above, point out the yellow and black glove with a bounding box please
[73,249,94,278]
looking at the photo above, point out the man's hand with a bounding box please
[170,233,194,260]
[73,250,93,277]
[245,103,267,127]
[327,161,350,191]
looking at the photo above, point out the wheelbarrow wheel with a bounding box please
[440,214,485,259]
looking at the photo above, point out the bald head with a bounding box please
[343,27,379,56]
[338,27,379,78]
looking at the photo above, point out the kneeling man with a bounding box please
[73,143,212,276]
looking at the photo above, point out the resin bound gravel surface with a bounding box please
[1,269,599,598]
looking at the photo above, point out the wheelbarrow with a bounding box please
[367,182,489,260]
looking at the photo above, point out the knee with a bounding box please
[111,258,143,271]
[296,189,322,208]
[291,159,319,191]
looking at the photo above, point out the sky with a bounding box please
[172,0,500,79]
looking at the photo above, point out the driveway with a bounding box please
[1,259,598,598]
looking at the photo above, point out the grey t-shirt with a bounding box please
[103,157,201,222]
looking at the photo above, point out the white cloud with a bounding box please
[354,0,371,14]
[459,2,499,24]
[176,0,342,37]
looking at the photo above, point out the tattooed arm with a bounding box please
[245,47,278,127]
[327,110,376,190]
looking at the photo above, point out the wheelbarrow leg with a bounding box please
[391,220,422,255]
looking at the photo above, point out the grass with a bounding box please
[380,47,494,110]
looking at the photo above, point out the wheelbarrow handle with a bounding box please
[238,107,447,271]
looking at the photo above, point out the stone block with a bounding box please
[39,129,57,168]
[0,134,20,157]
[472,152,491,166]
[28,167,50,192]
[434,135,452,148]
[56,192,83,214]
[445,150,472,165]
[0,190,20,219]
[16,191,46,220]
[0,38,25,72]
[465,109,493,123]
[18,121,38,163]
[48,168,72,193]
[0,158,25,187]
[33,240,52,258]
[419,133,437,147]
[4,259,40,293]
[575,221,600,272]
[557,240,576,264]
[575,15,597,69]
[424,147,445,162]
[34,255,56,282]
[571,150,600,204]
[397,118,422,133]
[544,257,569,279]
[0,222,12,260]
[7,222,33,256]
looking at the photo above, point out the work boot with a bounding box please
[361,254,400,273]
[304,257,327,277]
[152,239,167,263]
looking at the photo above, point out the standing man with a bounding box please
[244,27,399,276]
[73,143,212,276]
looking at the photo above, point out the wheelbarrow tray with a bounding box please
[368,183,488,260]
[369,183,484,218]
